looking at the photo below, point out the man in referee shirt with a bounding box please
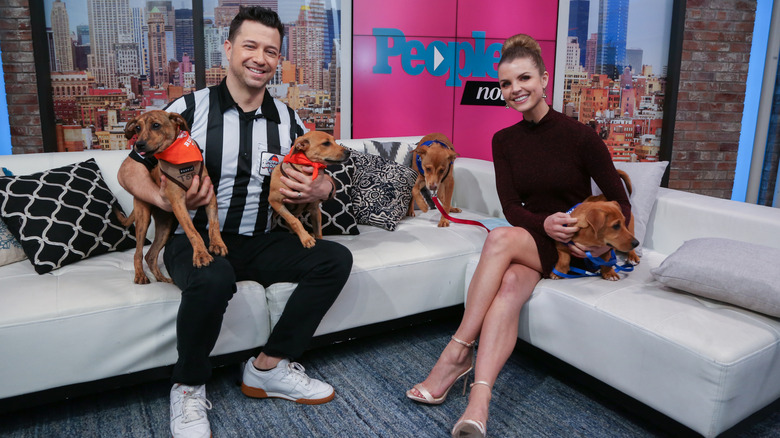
[118,7,352,438]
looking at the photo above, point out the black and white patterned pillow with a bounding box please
[351,151,417,231]
[0,159,139,274]
[363,140,416,167]
[271,157,360,236]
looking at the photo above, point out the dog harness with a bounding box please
[281,149,326,180]
[155,131,204,191]
[551,203,635,278]
[415,139,453,181]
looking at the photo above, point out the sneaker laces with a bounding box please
[181,390,212,424]
[286,361,312,386]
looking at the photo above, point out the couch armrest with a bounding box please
[452,158,504,218]
[645,187,780,255]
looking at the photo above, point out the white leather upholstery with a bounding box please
[464,182,780,437]
[0,140,490,401]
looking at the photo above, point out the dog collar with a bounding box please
[154,131,203,165]
[283,149,325,180]
[415,140,453,180]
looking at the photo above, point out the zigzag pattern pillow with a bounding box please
[363,140,416,167]
[351,151,417,231]
[0,159,138,274]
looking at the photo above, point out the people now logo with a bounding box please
[372,29,503,87]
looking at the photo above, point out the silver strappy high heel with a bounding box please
[406,336,475,405]
[451,380,492,438]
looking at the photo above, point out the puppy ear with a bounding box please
[585,209,606,232]
[414,145,427,156]
[294,136,310,151]
[169,112,190,133]
[124,119,138,140]
[448,150,460,162]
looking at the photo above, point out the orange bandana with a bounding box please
[283,149,325,180]
[155,131,203,164]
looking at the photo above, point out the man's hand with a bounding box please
[279,165,333,203]
[158,174,214,212]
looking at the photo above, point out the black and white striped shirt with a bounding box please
[133,79,307,236]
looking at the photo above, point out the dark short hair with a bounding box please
[228,6,285,43]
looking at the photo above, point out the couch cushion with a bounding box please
[0,249,270,399]
[268,209,492,334]
[651,237,780,317]
[0,159,138,274]
[465,250,780,437]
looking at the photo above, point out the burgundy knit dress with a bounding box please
[492,108,631,278]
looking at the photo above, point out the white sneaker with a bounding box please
[170,384,212,438]
[241,357,335,405]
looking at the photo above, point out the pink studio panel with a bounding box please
[353,0,457,37]
[352,35,456,139]
[455,0,559,41]
[453,40,557,161]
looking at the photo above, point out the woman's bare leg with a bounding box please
[408,227,542,399]
[457,262,540,428]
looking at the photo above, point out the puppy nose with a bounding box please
[631,238,639,248]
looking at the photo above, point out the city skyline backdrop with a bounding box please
[41,0,343,152]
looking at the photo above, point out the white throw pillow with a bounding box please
[592,161,668,255]
[651,238,780,318]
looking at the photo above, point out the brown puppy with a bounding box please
[408,133,460,227]
[551,170,640,281]
[268,131,350,248]
[118,110,227,284]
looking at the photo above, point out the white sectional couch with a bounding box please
[2,137,779,438]
[0,136,492,410]
[462,163,780,437]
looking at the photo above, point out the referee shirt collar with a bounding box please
[216,78,281,124]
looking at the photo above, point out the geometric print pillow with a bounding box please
[0,158,138,274]
[0,207,27,267]
[363,140,416,167]
[350,151,417,231]
[0,166,27,267]
[271,156,360,236]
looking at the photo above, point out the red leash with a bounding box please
[431,196,490,232]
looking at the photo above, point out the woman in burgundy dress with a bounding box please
[406,34,631,438]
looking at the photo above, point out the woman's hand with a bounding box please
[279,165,332,203]
[568,243,611,259]
[544,212,578,243]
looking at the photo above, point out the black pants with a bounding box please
[163,230,352,385]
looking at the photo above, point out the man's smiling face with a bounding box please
[224,20,281,95]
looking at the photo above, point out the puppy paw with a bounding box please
[549,273,563,280]
[601,269,620,281]
[134,274,151,285]
[437,217,450,227]
[209,242,228,257]
[449,207,462,213]
[301,235,316,248]
[193,251,214,268]
[627,251,640,264]
[156,275,174,284]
